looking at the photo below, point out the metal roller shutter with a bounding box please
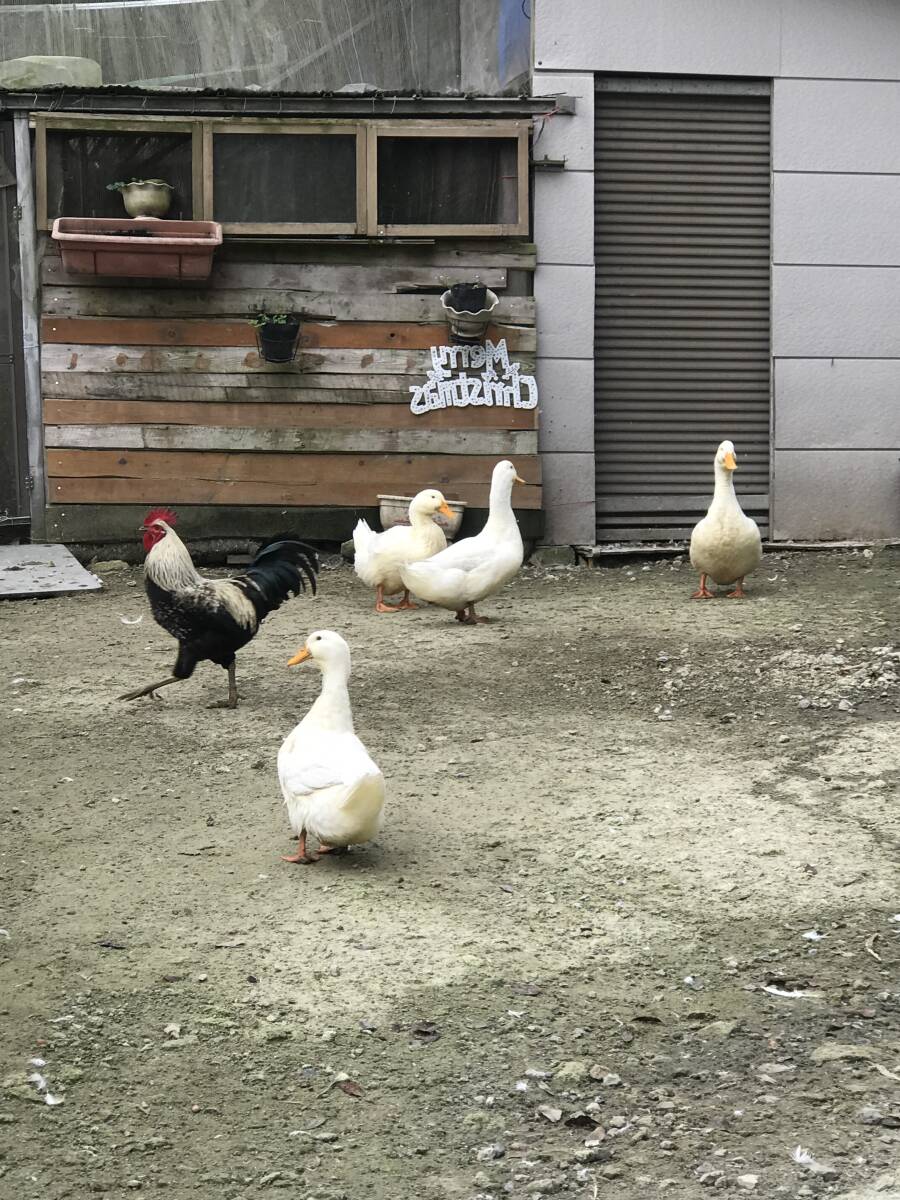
[594,82,771,543]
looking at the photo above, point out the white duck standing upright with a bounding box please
[689,440,762,599]
[399,459,525,624]
[278,630,384,864]
[353,489,454,613]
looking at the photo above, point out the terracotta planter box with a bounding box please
[51,217,223,280]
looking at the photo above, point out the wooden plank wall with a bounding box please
[39,240,540,542]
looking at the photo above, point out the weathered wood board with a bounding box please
[45,423,539,456]
[0,543,102,598]
[41,317,536,352]
[42,344,537,376]
[43,398,538,430]
[48,449,542,509]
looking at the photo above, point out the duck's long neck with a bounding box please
[308,664,354,732]
[484,478,518,536]
[710,463,739,511]
[408,504,435,530]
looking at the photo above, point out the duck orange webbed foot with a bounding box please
[691,573,715,600]
[374,585,400,614]
[396,591,418,611]
[727,581,747,599]
[282,833,319,864]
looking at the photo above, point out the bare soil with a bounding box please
[1,548,899,1200]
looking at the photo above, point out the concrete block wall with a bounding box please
[533,73,597,544]
[533,0,900,542]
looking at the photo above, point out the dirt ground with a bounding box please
[1,547,899,1200]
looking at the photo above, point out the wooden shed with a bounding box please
[2,91,553,548]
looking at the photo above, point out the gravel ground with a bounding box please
[1,547,899,1200]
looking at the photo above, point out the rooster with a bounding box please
[119,508,317,709]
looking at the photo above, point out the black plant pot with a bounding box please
[256,318,300,364]
[447,282,487,314]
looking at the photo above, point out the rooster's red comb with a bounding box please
[143,507,177,527]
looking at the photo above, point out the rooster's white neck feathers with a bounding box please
[146,523,257,629]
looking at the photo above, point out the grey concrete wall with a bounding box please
[533,72,597,544]
[533,0,900,543]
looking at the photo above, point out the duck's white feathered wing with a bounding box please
[278,728,384,846]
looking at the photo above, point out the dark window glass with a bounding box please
[46,131,193,220]
[377,136,518,225]
[212,134,356,223]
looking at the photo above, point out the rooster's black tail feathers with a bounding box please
[235,534,318,621]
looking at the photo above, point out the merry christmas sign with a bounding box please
[409,339,538,415]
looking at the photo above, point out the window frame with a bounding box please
[366,119,530,237]
[33,113,530,237]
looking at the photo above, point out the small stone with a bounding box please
[554,1059,590,1083]
[860,1105,885,1125]
[574,1146,609,1165]
[811,1042,874,1064]
[475,1144,505,1162]
[537,1104,563,1123]
[736,1175,758,1190]
[91,559,129,573]
[601,1072,622,1088]
[699,1172,723,1187]
[701,1020,738,1039]
[525,1180,563,1195]
[600,1165,623,1180]
[777,734,790,744]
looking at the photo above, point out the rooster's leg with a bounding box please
[118,675,180,702]
[207,663,239,710]
[374,585,399,614]
[396,590,418,610]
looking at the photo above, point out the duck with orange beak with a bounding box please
[689,440,762,599]
[399,460,527,624]
[277,630,384,864]
[352,488,456,613]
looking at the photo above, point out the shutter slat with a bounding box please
[595,87,771,543]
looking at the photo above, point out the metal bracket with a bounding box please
[532,156,567,171]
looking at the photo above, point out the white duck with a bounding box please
[353,489,454,613]
[399,459,525,624]
[278,630,384,864]
[689,440,762,599]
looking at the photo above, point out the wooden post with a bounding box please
[13,114,46,540]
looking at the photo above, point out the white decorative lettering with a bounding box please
[409,338,538,415]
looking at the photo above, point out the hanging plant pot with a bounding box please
[252,314,301,364]
[440,285,500,345]
[107,178,173,218]
[447,282,488,313]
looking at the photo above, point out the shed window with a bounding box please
[376,135,521,231]
[44,128,194,223]
[34,115,529,237]
[210,128,361,233]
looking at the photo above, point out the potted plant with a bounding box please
[250,312,301,364]
[440,282,500,345]
[107,178,173,218]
